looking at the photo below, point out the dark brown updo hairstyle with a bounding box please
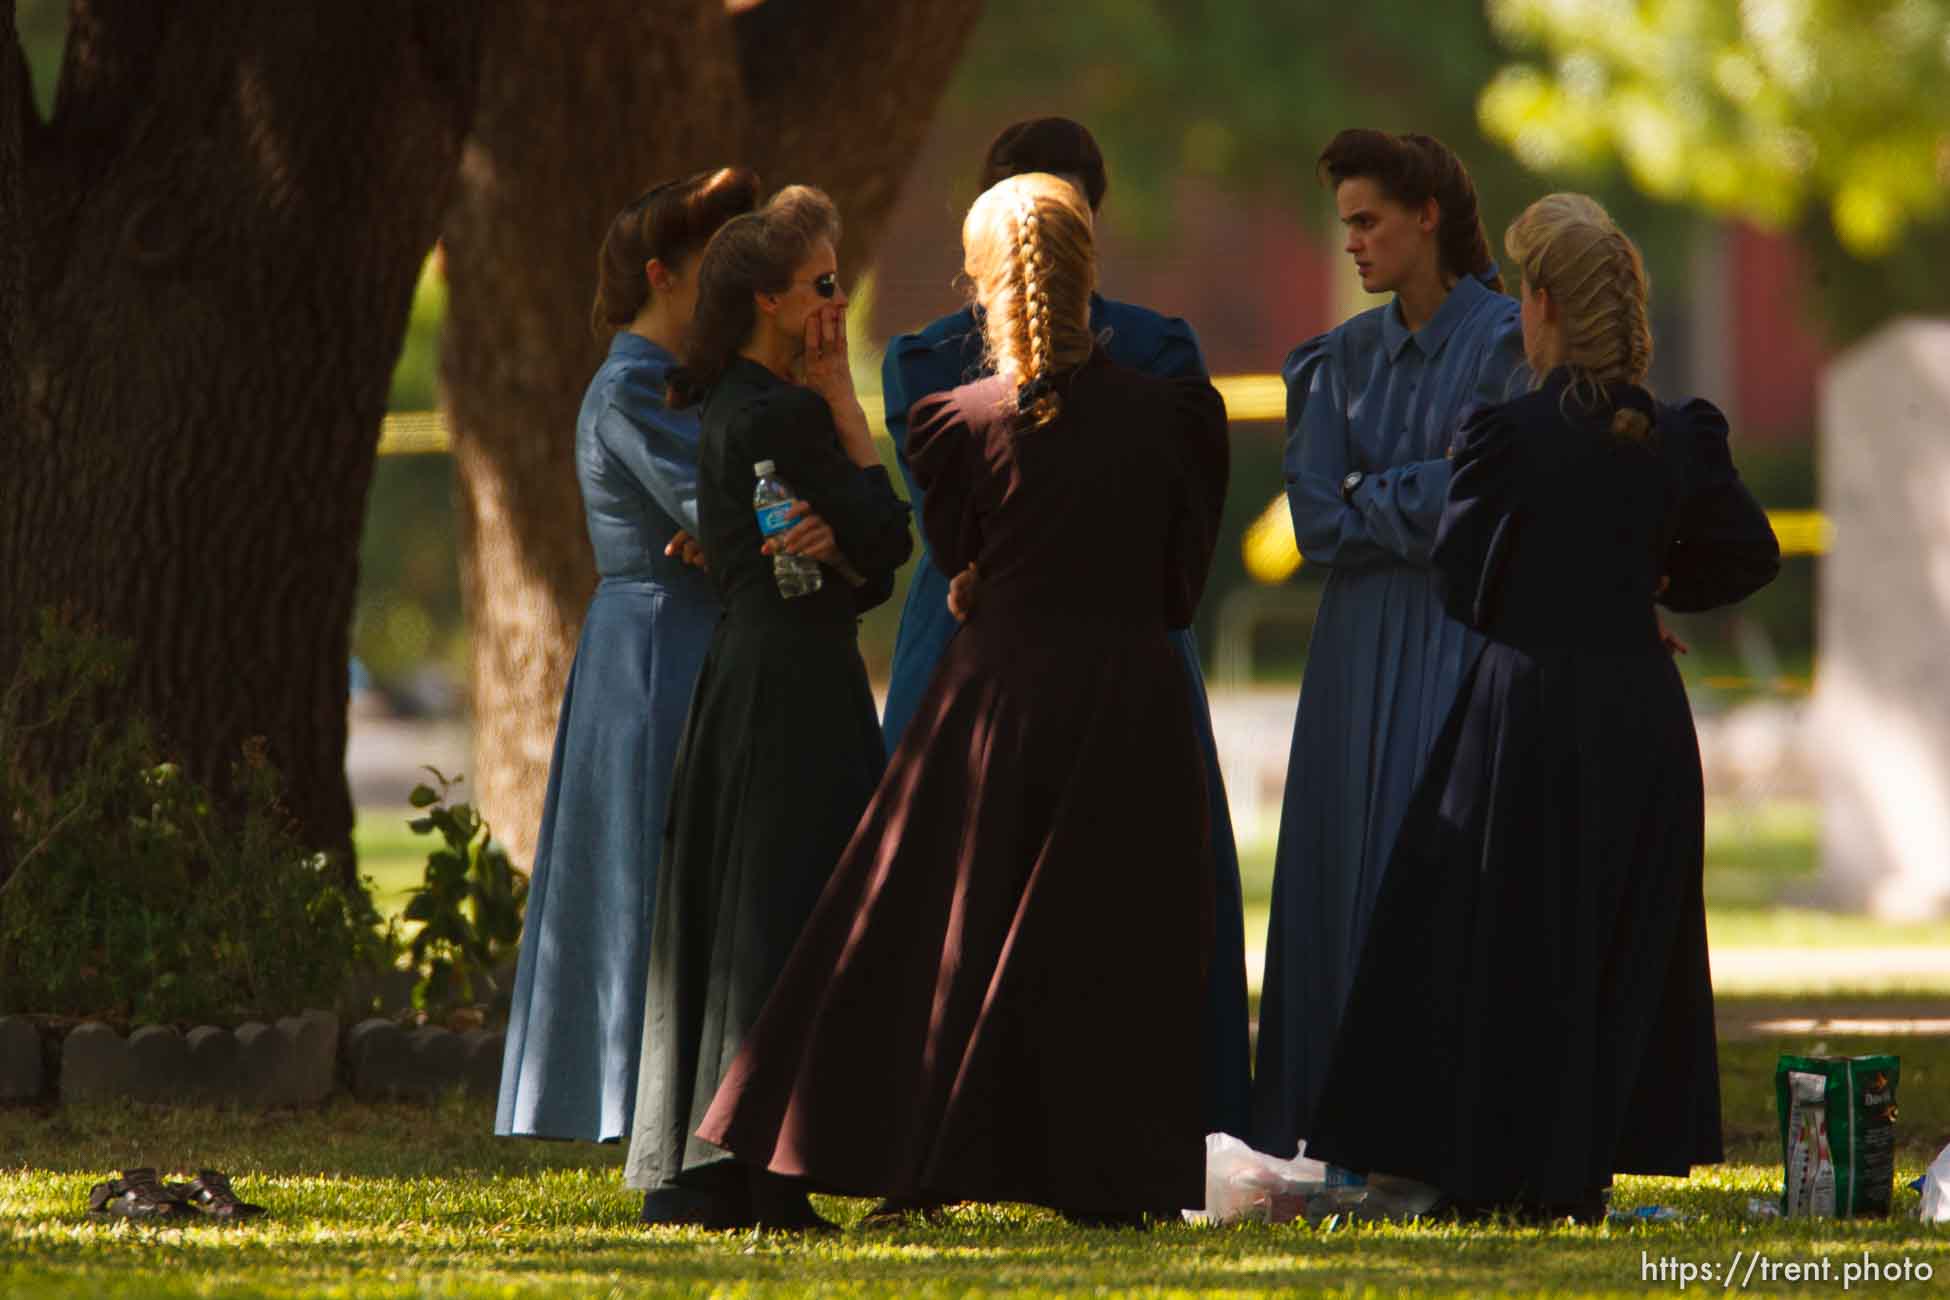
[589,166,762,339]
[665,185,841,409]
[979,117,1109,213]
[1317,129,1502,293]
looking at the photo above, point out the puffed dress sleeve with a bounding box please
[905,388,986,580]
[596,371,704,533]
[1430,402,1525,630]
[1144,314,1210,382]
[1657,398,1781,611]
[1283,332,1387,569]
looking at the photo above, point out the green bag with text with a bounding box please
[1775,1053,1899,1217]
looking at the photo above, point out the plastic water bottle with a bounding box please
[753,460,822,599]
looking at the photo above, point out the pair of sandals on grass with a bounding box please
[87,1168,265,1223]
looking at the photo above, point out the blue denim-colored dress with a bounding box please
[880,295,1253,1139]
[1251,273,1527,1156]
[496,332,720,1142]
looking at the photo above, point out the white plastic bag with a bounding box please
[1922,1142,1950,1222]
[1195,1133,1329,1224]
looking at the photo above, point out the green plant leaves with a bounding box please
[0,610,386,1023]
[397,771,528,1015]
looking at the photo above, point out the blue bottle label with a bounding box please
[755,501,796,537]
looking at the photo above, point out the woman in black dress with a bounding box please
[621,185,912,1231]
[1306,193,1780,1221]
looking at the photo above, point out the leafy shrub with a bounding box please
[0,609,387,1024]
[402,768,526,1011]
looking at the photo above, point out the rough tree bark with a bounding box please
[0,2,482,877]
[0,1,19,882]
[444,0,985,866]
[1,2,20,511]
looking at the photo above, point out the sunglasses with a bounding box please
[802,271,837,299]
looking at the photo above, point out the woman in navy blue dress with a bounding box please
[1307,194,1780,1220]
[1255,131,1527,1159]
[497,169,758,1145]
[881,117,1252,1140]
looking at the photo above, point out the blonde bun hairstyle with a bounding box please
[1504,193,1655,439]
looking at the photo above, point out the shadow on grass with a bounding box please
[0,1093,625,1180]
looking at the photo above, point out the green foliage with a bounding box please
[16,0,66,117]
[401,769,526,1011]
[354,454,464,688]
[385,254,447,413]
[356,255,465,692]
[0,611,385,1023]
[1481,0,1950,262]
[944,0,1700,275]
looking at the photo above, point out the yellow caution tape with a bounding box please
[1244,496,1826,586]
[1211,372,1287,423]
[380,393,1828,577]
[377,410,452,456]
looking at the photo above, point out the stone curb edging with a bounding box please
[0,1011,506,1108]
[0,1014,43,1101]
[343,1019,505,1102]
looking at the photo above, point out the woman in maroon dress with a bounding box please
[696,172,1229,1226]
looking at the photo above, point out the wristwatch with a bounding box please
[1339,470,1365,504]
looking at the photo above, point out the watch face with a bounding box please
[1343,472,1363,491]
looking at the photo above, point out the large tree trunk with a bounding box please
[445,0,984,867]
[1,2,20,505]
[0,2,481,878]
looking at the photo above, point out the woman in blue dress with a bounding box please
[496,168,759,1144]
[881,117,1252,1140]
[1253,131,1527,1158]
[1308,194,1778,1219]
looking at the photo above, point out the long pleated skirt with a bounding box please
[623,608,887,1190]
[1307,642,1724,1203]
[1251,562,1480,1154]
[698,615,1212,1216]
[494,578,717,1142]
[887,591,1250,1139]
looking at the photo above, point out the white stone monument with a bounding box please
[1815,318,1950,921]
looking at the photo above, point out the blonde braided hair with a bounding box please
[1505,193,1656,439]
[962,172,1095,430]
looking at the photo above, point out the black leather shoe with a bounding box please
[749,1169,838,1234]
[640,1184,711,1227]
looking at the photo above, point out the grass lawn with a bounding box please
[353,807,430,920]
[7,804,1943,1295]
[2,1015,1945,1297]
